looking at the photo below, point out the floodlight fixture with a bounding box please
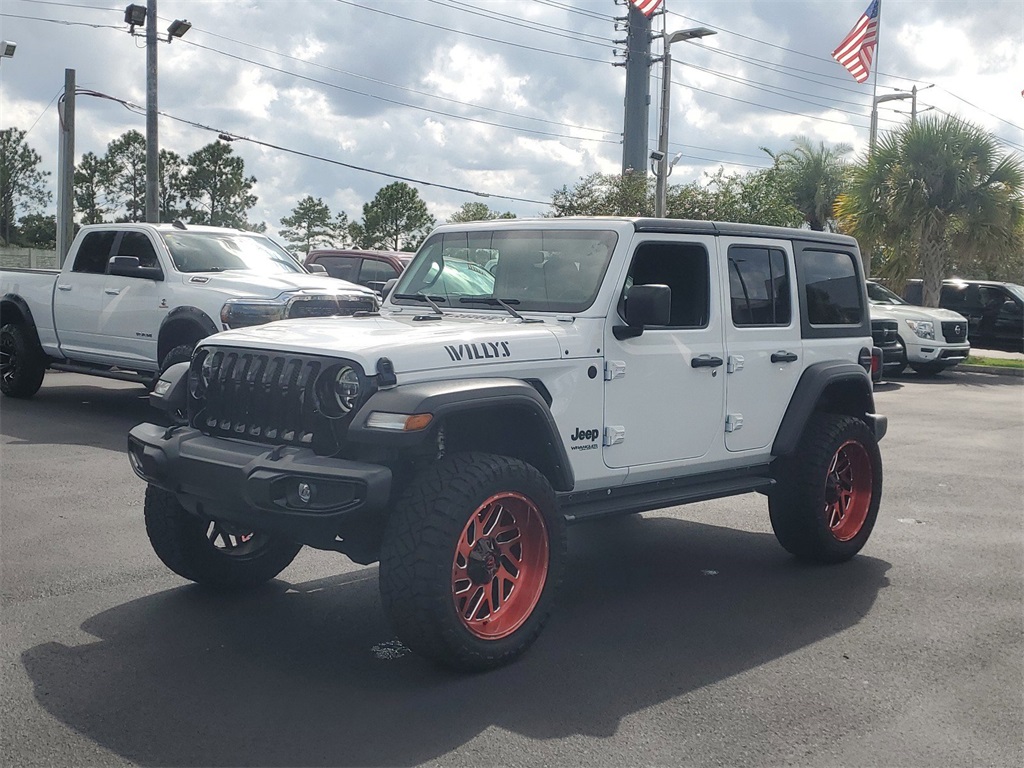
[167,19,191,42]
[124,4,147,28]
[0,40,16,58]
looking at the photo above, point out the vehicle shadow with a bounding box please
[893,370,1022,387]
[0,373,158,453]
[21,516,890,767]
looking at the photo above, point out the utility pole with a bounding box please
[620,3,652,175]
[146,0,159,222]
[56,68,75,266]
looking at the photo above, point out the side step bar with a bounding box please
[50,361,155,385]
[559,469,775,523]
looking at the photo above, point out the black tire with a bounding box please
[910,362,945,376]
[769,413,882,563]
[143,485,302,589]
[891,336,908,375]
[0,322,46,399]
[154,344,195,425]
[379,452,566,671]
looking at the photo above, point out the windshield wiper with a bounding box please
[393,293,447,315]
[459,296,542,323]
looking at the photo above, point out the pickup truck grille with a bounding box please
[871,319,899,346]
[288,296,375,319]
[942,321,968,343]
[190,347,363,454]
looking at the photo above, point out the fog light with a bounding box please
[298,482,313,504]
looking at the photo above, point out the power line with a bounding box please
[0,11,120,29]
[530,0,614,23]
[330,0,610,64]
[425,0,613,47]
[74,88,553,206]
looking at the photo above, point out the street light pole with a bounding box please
[654,27,716,218]
[869,90,913,154]
[145,0,158,222]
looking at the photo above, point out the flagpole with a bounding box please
[869,0,882,154]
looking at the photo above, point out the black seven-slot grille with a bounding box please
[191,347,361,454]
[872,319,899,346]
[942,321,968,343]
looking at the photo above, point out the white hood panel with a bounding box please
[203,311,566,374]
[871,304,967,323]
[180,271,373,300]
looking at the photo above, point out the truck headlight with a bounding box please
[905,319,935,340]
[220,298,287,329]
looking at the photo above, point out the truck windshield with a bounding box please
[392,229,617,313]
[866,281,908,305]
[161,231,303,274]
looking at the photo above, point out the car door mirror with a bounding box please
[381,278,398,299]
[1001,299,1021,316]
[108,255,163,281]
[614,284,671,339]
[306,263,327,274]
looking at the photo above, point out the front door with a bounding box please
[603,236,725,469]
[98,231,165,366]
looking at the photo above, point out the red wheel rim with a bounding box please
[824,440,873,541]
[452,491,549,640]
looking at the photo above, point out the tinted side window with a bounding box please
[116,232,160,270]
[622,242,709,328]
[313,256,359,282]
[728,246,790,326]
[797,250,862,325]
[359,259,398,288]
[73,231,116,274]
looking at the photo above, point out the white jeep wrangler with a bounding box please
[129,217,887,670]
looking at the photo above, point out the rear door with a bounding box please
[52,230,115,358]
[720,237,802,452]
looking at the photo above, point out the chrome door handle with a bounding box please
[57,284,72,291]
[104,288,122,295]
[771,351,798,363]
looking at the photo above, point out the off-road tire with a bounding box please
[0,322,46,399]
[144,485,302,589]
[154,344,195,424]
[379,452,566,671]
[891,336,908,376]
[769,413,882,563]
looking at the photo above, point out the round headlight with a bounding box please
[316,365,361,417]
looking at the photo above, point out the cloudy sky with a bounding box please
[1,0,1022,238]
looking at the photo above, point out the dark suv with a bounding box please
[305,249,412,294]
[903,279,1024,352]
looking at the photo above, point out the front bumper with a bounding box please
[128,423,392,550]
[904,339,970,366]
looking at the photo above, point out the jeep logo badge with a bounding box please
[571,427,600,442]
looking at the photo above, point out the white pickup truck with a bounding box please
[0,222,378,398]
[866,280,970,375]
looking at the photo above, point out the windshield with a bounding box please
[161,231,304,274]
[866,281,908,305]
[1005,283,1024,303]
[392,229,618,313]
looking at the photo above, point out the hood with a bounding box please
[178,270,374,300]
[201,310,565,375]
[870,303,967,323]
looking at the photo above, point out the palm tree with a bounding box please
[764,137,852,231]
[836,115,1024,307]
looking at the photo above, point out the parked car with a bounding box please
[902,279,1024,352]
[870,317,904,378]
[867,280,970,375]
[305,249,412,294]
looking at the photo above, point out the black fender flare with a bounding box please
[0,294,43,349]
[158,306,219,359]
[348,377,574,491]
[772,362,885,457]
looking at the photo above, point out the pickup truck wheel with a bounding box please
[0,323,46,399]
[379,453,566,671]
[892,336,908,375]
[143,485,302,589]
[910,362,945,376]
[769,414,882,563]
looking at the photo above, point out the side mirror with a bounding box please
[307,263,327,274]
[1001,300,1021,315]
[381,278,398,300]
[614,284,671,339]
[108,255,163,281]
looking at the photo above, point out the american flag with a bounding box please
[832,0,880,83]
[630,0,663,17]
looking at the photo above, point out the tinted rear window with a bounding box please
[796,250,862,325]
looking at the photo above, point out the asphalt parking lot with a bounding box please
[1,370,1022,767]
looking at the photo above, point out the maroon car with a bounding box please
[305,249,412,294]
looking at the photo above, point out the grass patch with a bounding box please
[966,355,1024,369]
